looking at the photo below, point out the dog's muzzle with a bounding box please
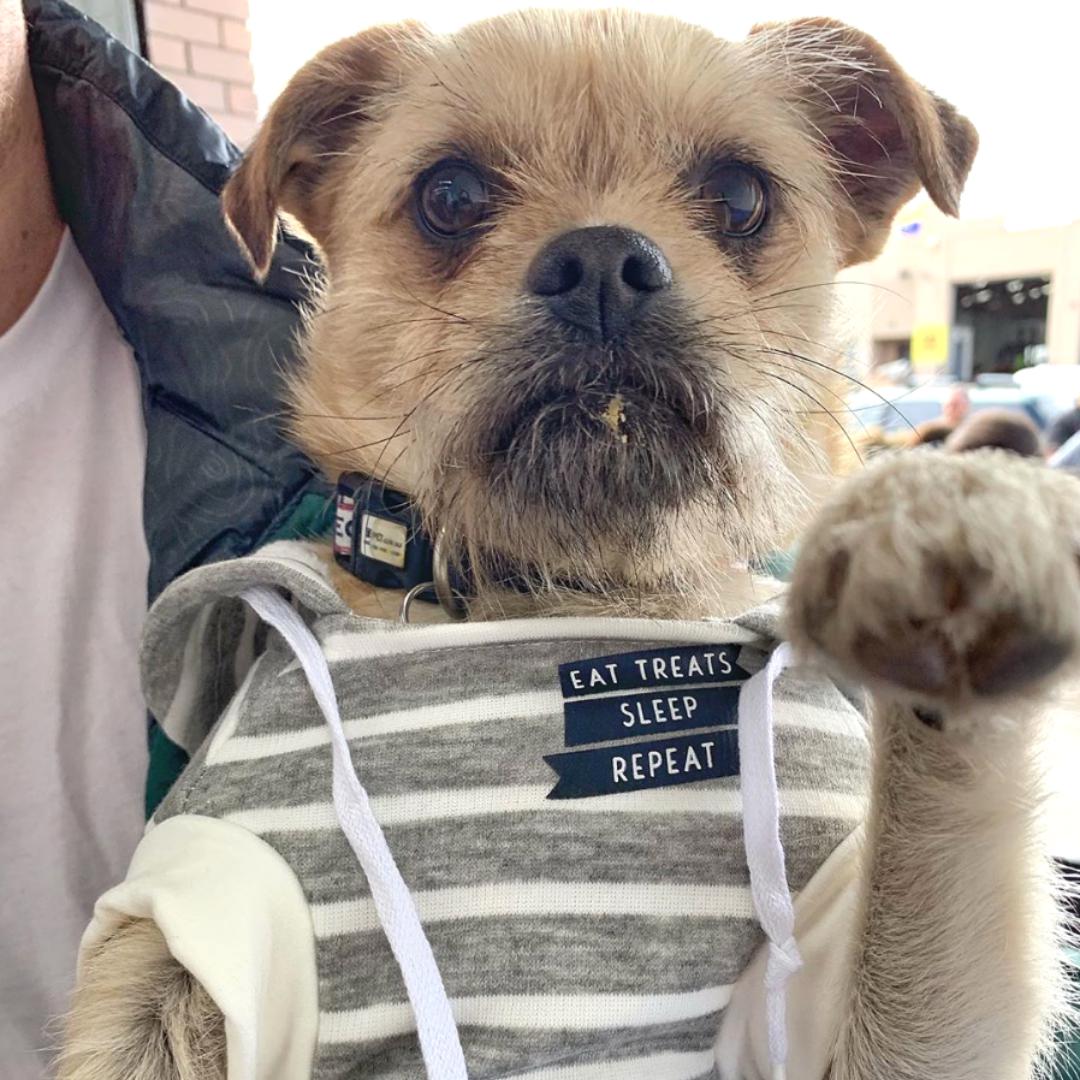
[464,337,727,538]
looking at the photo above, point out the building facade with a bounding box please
[842,202,1080,377]
[143,0,256,146]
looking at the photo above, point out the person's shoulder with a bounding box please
[28,0,328,594]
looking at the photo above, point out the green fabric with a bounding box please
[1052,949,1080,1079]
[755,546,799,583]
[1055,1029,1080,1080]
[269,489,335,543]
[145,721,189,819]
[144,490,336,816]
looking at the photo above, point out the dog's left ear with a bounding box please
[753,19,978,266]
[221,21,429,279]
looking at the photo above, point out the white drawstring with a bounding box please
[242,584,796,1080]
[738,642,801,1080]
[240,587,469,1080]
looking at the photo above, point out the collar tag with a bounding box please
[359,513,408,568]
[334,473,437,598]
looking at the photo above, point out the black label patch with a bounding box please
[563,685,741,747]
[546,729,740,799]
[546,644,752,798]
[559,645,749,698]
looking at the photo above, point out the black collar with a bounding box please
[333,472,610,619]
[333,472,445,607]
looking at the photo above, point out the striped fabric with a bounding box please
[148,542,870,1080]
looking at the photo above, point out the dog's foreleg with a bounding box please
[785,452,1080,1080]
[828,698,1059,1080]
[57,917,226,1080]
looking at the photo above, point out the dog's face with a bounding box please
[224,12,976,613]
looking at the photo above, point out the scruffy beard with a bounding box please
[406,310,809,615]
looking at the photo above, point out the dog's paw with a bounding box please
[786,451,1080,711]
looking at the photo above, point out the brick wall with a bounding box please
[144,0,258,146]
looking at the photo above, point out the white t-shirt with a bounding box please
[0,231,149,1079]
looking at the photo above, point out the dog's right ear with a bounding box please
[751,19,978,267]
[222,22,428,280]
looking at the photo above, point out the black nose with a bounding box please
[526,226,673,342]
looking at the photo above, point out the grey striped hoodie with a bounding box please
[144,541,870,1080]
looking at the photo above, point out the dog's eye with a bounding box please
[417,160,490,238]
[699,162,767,237]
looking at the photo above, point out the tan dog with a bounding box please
[222,9,976,622]
[61,11,1080,1080]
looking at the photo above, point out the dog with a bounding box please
[59,10,1080,1080]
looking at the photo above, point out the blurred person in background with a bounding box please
[945,408,1043,457]
[0,3,319,1075]
[942,384,971,428]
[902,385,972,448]
[907,417,955,447]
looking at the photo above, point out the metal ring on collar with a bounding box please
[433,527,470,621]
[399,581,436,624]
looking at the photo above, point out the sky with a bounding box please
[249,1,1080,230]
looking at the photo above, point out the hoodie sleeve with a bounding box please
[141,541,351,756]
[716,827,864,1080]
[81,814,318,1080]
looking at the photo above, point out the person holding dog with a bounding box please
[0,3,320,1075]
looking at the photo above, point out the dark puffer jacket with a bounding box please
[26,0,332,806]
[27,0,329,602]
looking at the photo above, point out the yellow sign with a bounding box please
[911,323,949,369]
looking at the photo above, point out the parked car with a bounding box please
[846,365,1080,436]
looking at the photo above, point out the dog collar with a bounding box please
[333,472,605,621]
[333,472,466,618]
